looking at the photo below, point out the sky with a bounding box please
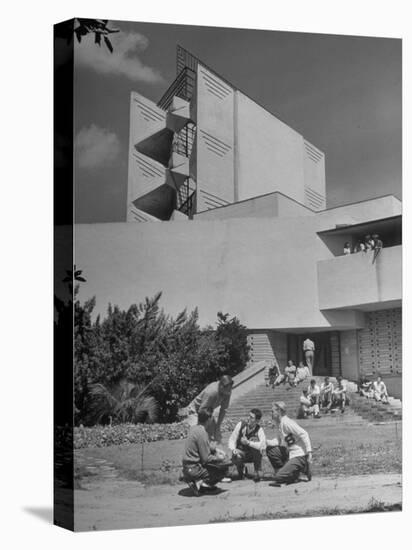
[73,20,402,223]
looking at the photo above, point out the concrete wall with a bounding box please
[303,140,326,211]
[340,330,360,381]
[127,93,167,221]
[247,331,287,367]
[318,245,402,310]
[74,215,367,330]
[236,92,307,205]
[316,196,402,230]
[276,193,315,218]
[195,192,279,221]
[196,64,235,209]
[382,376,402,400]
[194,192,314,221]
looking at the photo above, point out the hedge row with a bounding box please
[73,418,275,449]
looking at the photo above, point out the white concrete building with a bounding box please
[71,46,402,397]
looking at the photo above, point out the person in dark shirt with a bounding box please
[181,375,233,442]
[372,234,383,263]
[182,407,230,496]
[228,408,266,482]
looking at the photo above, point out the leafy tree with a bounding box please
[73,292,250,424]
[55,18,119,53]
[215,312,250,376]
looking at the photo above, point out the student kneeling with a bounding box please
[182,407,230,496]
[228,408,266,482]
[266,401,312,486]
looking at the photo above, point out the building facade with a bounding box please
[71,47,402,397]
[127,46,326,222]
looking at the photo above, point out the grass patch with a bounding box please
[75,423,402,486]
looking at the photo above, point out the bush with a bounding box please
[73,417,263,449]
[74,292,250,424]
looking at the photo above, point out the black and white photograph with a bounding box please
[52,16,404,532]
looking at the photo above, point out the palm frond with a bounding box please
[88,380,158,425]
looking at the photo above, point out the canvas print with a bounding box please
[54,19,402,531]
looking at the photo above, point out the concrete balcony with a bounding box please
[318,245,402,310]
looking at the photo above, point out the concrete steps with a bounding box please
[349,393,402,423]
[226,377,402,425]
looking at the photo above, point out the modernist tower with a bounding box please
[127,46,326,222]
[73,44,401,397]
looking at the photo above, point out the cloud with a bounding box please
[75,124,121,170]
[75,28,164,84]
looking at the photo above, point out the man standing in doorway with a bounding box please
[303,337,315,375]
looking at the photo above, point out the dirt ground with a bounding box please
[74,421,402,531]
[74,473,401,531]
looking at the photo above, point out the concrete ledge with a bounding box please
[229,361,268,405]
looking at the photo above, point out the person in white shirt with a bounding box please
[372,234,383,264]
[295,362,310,385]
[343,242,351,255]
[372,376,389,403]
[320,376,334,410]
[274,360,297,387]
[306,379,321,418]
[297,388,314,419]
[266,401,312,486]
[332,376,347,413]
[365,235,375,251]
[228,408,266,482]
[303,338,315,375]
[354,240,366,253]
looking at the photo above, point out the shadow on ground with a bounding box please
[23,507,53,524]
[178,487,228,497]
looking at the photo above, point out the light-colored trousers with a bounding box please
[304,350,314,374]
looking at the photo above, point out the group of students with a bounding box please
[343,234,383,263]
[180,376,314,496]
[182,401,312,496]
[297,376,348,419]
[267,360,310,388]
[358,375,389,403]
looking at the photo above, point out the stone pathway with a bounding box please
[76,455,120,480]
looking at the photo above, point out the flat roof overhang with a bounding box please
[317,215,401,237]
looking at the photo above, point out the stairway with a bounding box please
[349,392,402,423]
[226,376,401,426]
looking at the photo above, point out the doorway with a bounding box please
[287,333,335,376]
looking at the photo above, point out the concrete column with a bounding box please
[340,330,360,381]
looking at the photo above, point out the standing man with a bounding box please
[182,375,234,442]
[266,401,313,486]
[228,408,266,482]
[303,337,315,375]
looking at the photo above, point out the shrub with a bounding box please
[74,293,250,424]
